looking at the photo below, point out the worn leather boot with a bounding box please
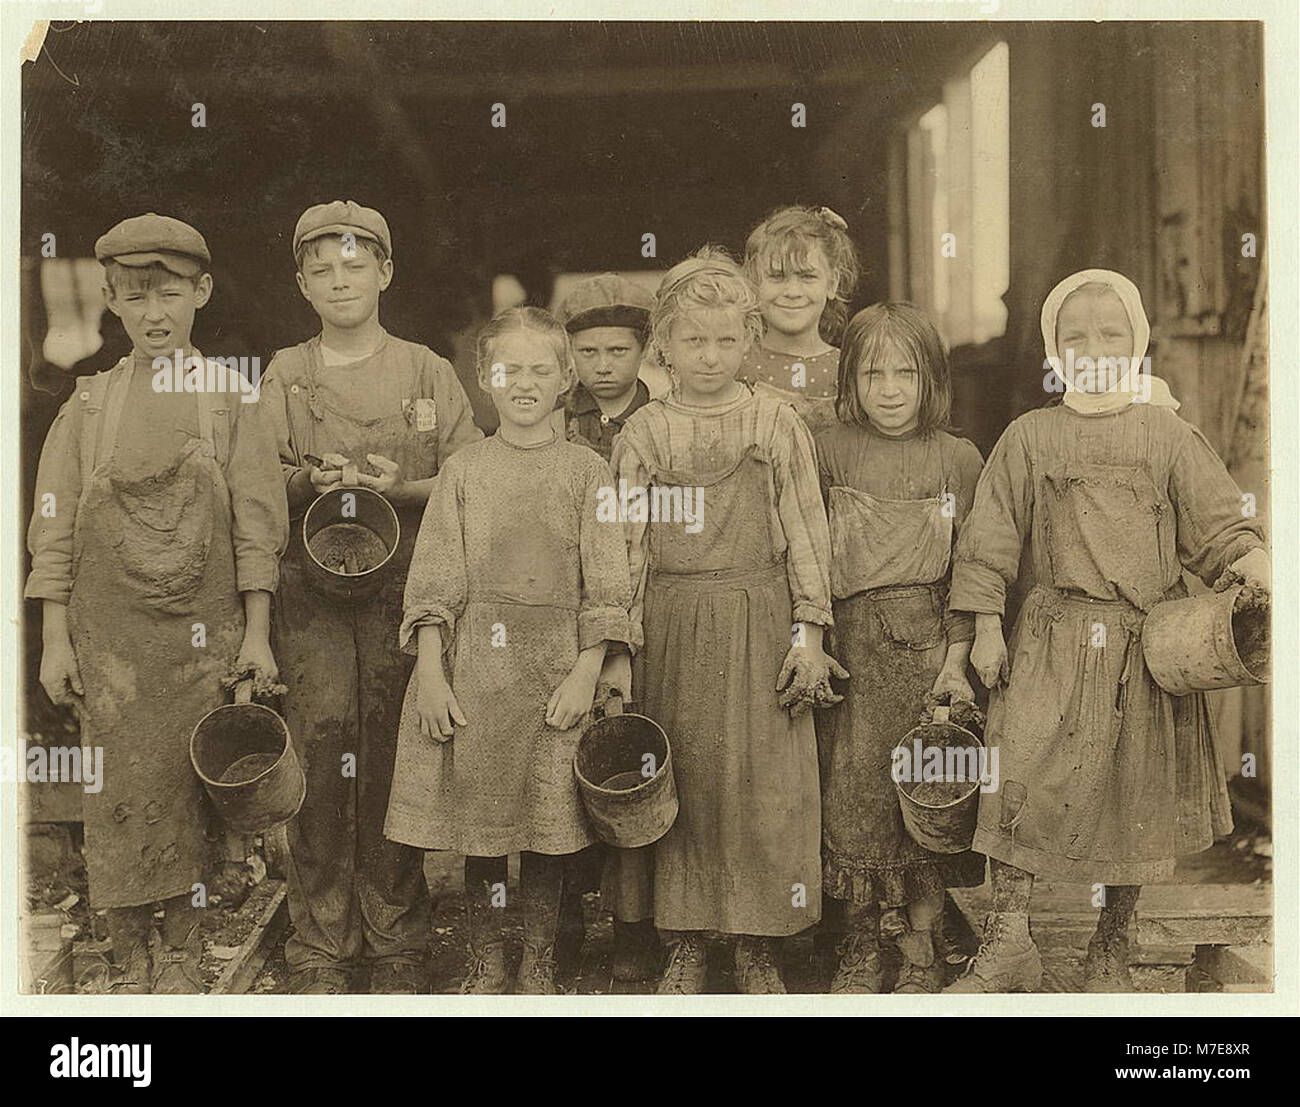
[612,919,661,981]
[657,931,708,994]
[1083,933,1135,992]
[831,930,883,994]
[291,966,352,994]
[371,960,426,994]
[894,926,944,993]
[105,906,153,995]
[735,936,787,994]
[943,912,1042,993]
[153,898,205,994]
[516,853,564,995]
[460,872,508,995]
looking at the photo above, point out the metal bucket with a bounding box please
[892,705,984,855]
[574,695,678,849]
[1142,583,1268,696]
[190,682,306,833]
[302,476,400,604]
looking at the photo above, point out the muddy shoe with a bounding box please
[292,966,351,995]
[109,942,153,995]
[612,920,661,982]
[943,913,1042,994]
[657,932,708,995]
[1084,934,1135,993]
[735,937,787,994]
[516,942,558,995]
[830,932,883,994]
[893,927,943,994]
[370,960,426,995]
[459,946,509,994]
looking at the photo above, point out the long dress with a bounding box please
[611,385,834,936]
[815,421,987,906]
[950,404,1263,884]
[384,433,632,857]
[260,332,482,970]
[26,354,287,908]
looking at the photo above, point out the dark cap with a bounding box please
[558,273,654,335]
[293,200,392,260]
[95,213,210,277]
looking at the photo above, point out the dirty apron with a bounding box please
[820,487,985,905]
[275,340,434,970]
[972,459,1233,884]
[640,447,821,936]
[67,366,241,909]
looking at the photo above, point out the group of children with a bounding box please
[29,201,1268,996]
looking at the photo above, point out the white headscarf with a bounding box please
[1040,268,1162,415]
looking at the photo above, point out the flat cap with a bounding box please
[94,213,210,277]
[558,273,654,335]
[293,199,392,259]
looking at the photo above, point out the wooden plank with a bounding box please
[1139,913,1270,948]
[210,880,288,995]
[1195,944,1272,988]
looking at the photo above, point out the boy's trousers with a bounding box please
[276,559,430,971]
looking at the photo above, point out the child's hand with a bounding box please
[1227,548,1270,592]
[931,666,975,704]
[39,635,83,711]
[417,668,466,743]
[357,453,406,499]
[307,453,348,495]
[235,634,278,683]
[599,651,633,700]
[546,664,601,731]
[777,645,850,717]
[970,627,1009,690]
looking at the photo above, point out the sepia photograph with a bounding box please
[4,5,1292,1037]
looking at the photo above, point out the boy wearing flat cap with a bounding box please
[27,213,289,993]
[556,273,655,462]
[260,200,481,994]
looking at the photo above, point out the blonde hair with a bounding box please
[744,205,861,344]
[650,246,763,367]
[475,306,576,394]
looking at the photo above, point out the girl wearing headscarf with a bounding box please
[946,269,1268,993]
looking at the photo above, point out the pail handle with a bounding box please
[341,461,361,488]
[601,689,625,718]
[932,704,950,724]
[233,680,254,706]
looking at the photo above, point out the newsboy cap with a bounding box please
[94,213,211,278]
[293,200,392,259]
[558,273,654,335]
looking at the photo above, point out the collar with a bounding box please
[571,379,649,422]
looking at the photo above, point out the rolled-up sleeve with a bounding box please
[400,458,468,656]
[25,392,84,605]
[224,386,289,594]
[771,406,833,627]
[577,454,632,651]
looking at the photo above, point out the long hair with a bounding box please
[743,205,861,345]
[835,302,952,432]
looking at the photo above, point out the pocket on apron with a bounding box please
[873,587,945,651]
